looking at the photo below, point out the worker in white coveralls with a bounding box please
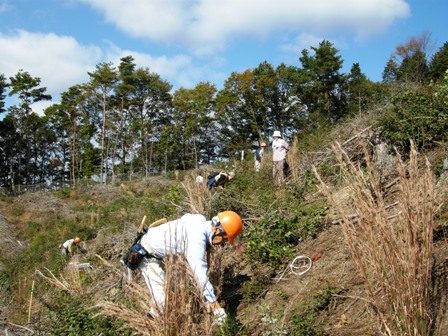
[59,237,81,256]
[138,211,243,325]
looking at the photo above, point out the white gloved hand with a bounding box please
[213,307,227,326]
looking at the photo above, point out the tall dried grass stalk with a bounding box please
[35,263,83,295]
[181,175,205,214]
[181,174,216,215]
[313,140,434,336]
[94,254,217,335]
[287,136,300,181]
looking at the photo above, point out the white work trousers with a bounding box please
[139,257,166,316]
[255,160,261,172]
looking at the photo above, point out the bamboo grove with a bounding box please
[1,36,447,188]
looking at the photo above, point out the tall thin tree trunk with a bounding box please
[149,141,153,176]
[100,92,107,184]
[120,98,125,174]
[193,137,198,169]
[164,150,168,174]
[10,154,15,193]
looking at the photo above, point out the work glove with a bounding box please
[213,307,227,326]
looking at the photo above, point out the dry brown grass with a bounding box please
[35,258,85,296]
[180,174,221,215]
[181,175,208,214]
[287,136,300,181]
[313,140,434,336]
[94,253,219,336]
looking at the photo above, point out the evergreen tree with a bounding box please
[398,50,429,84]
[172,82,217,169]
[127,67,172,175]
[429,42,448,82]
[87,62,118,183]
[0,115,19,187]
[8,70,52,184]
[298,40,346,127]
[115,56,137,174]
[346,63,383,115]
[275,63,304,137]
[386,32,434,86]
[0,73,8,115]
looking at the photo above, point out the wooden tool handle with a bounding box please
[137,215,147,233]
[148,218,168,229]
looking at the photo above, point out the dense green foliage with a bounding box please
[40,293,133,336]
[378,73,448,151]
[244,215,301,268]
[1,35,447,189]
[0,40,375,188]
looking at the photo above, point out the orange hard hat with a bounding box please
[260,142,267,147]
[217,211,243,244]
[74,237,81,244]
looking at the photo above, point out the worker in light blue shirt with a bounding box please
[139,211,243,325]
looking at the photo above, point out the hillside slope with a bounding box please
[1,123,447,335]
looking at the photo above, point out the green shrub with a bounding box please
[167,184,184,205]
[377,87,448,151]
[39,293,133,336]
[54,187,73,198]
[295,201,329,239]
[243,201,327,269]
[217,314,250,336]
[26,221,41,233]
[244,215,299,269]
[20,234,66,273]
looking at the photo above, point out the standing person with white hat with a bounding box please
[272,130,289,186]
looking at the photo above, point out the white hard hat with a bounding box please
[273,130,281,138]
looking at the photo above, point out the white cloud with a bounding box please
[280,33,348,55]
[280,33,324,54]
[101,41,226,89]
[0,30,226,115]
[79,0,410,55]
[0,0,411,115]
[0,29,102,101]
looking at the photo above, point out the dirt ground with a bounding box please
[1,180,447,335]
[236,220,448,335]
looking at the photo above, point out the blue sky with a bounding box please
[0,0,447,114]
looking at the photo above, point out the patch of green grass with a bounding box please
[217,314,250,336]
[289,286,340,336]
[10,204,25,216]
[53,187,73,198]
[40,293,133,336]
[0,193,14,203]
[240,272,272,303]
[101,196,136,214]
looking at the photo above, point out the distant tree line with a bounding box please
[1,34,447,188]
